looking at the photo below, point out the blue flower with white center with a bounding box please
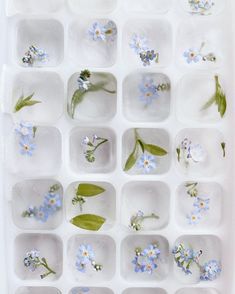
[44,193,62,212]
[193,197,210,212]
[139,77,159,105]
[140,50,157,66]
[142,258,157,274]
[19,137,36,156]
[142,244,161,260]
[183,48,202,64]
[77,244,95,264]
[15,121,34,138]
[180,248,194,262]
[88,22,106,41]
[186,210,202,225]
[129,34,149,55]
[137,153,156,173]
[200,260,221,281]
[34,206,49,222]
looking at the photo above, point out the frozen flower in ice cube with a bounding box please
[88,22,106,41]
[24,249,41,272]
[183,48,202,64]
[44,192,62,212]
[15,121,34,138]
[142,244,161,260]
[34,205,50,222]
[19,137,36,156]
[77,244,95,264]
[129,34,149,55]
[186,210,202,225]
[188,0,214,14]
[200,260,221,281]
[104,20,117,41]
[137,153,156,173]
[139,77,159,105]
[140,50,158,66]
[193,197,210,212]
[142,258,157,274]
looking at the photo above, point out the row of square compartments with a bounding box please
[14,233,222,285]
[6,127,226,176]
[4,70,227,124]
[8,0,226,16]
[15,287,221,294]
[11,179,223,231]
[12,18,226,68]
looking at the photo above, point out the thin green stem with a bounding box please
[93,138,108,153]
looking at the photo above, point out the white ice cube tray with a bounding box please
[1,0,235,293]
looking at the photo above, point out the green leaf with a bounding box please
[137,140,145,153]
[144,144,167,156]
[201,75,227,118]
[201,95,216,111]
[124,142,138,171]
[70,89,86,118]
[76,183,105,197]
[70,214,106,231]
[218,92,227,118]
[14,92,41,112]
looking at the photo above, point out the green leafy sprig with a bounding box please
[70,183,106,231]
[124,129,168,172]
[14,93,41,113]
[69,70,116,119]
[185,182,198,197]
[201,75,227,118]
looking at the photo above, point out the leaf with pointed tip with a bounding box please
[76,183,105,197]
[70,89,86,118]
[144,144,167,156]
[124,142,138,171]
[70,214,106,231]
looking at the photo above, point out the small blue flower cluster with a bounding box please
[129,34,159,66]
[138,77,159,106]
[200,260,222,281]
[22,184,62,223]
[22,45,48,66]
[24,249,41,272]
[88,21,117,42]
[172,243,222,281]
[132,244,161,274]
[76,244,102,273]
[187,196,210,225]
[188,0,214,14]
[15,121,36,156]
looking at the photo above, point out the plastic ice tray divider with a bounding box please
[1,0,235,293]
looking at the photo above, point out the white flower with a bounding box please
[82,136,90,145]
[189,143,207,163]
[78,78,90,91]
